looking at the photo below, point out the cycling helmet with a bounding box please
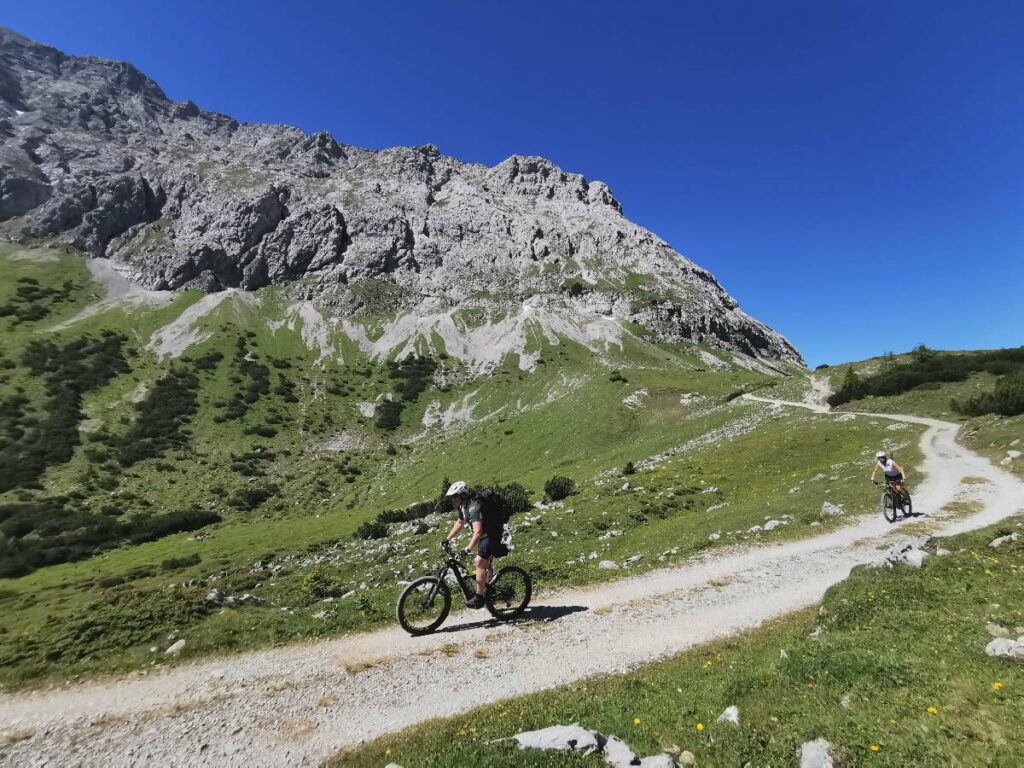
[445,481,468,497]
[876,451,887,458]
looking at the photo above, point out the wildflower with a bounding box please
[500,711,509,716]
[927,707,938,715]
[634,718,641,725]
[889,719,898,724]
[871,745,880,752]
[807,683,815,689]
[458,729,467,736]
[696,723,705,731]
[385,750,392,756]
[993,683,1004,691]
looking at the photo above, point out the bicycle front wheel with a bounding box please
[901,493,913,517]
[486,566,532,620]
[396,576,451,635]
[882,492,897,523]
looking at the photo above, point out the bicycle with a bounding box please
[874,478,913,523]
[395,539,532,635]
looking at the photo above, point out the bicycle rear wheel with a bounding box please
[396,576,451,635]
[882,491,897,523]
[486,566,532,620]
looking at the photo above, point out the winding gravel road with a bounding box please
[2,395,1022,767]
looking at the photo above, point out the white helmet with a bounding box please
[445,481,468,497]
[876,451,887,458]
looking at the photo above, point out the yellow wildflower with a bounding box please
[634,718,641,725]
[993,683,1004,691]
[870,745,880,752]
[927,707,938,714]
[696,723,705,731]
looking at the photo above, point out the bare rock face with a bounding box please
[0,26,803,365]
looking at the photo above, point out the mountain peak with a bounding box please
[0,27,803,367]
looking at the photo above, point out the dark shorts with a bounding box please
[478,536,508,559]
[885,474,904,484]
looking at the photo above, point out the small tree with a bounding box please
[544,476,575,501]
[623,461,636,476]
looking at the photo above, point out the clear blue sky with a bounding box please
[6,1,1022,367]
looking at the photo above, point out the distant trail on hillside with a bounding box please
[2,396,1022,767]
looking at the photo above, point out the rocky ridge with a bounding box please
[0,27,803,367]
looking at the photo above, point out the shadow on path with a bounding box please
[437,604,589,635]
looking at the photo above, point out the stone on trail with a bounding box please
[599,560,621,570]
[799,738,834,768]
[513,725,605,754]
[165,639,186,655]
[716,705,740,724]
[820,502,844,517]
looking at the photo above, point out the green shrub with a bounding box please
[354,520,388,540]
[544,476,576,501]
[623,461,636,476]
[161,553,201,570]
[954,375,1024,417]
[296,564,340,604]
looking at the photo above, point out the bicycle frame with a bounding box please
[424,542,490,604]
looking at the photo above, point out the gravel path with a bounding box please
[2,397,1022,767]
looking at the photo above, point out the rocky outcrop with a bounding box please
[0,26,803,365]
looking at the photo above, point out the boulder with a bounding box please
[598,561,620,570]
[985,636,1024,658]
[512,725,604,754]
[165,639,186,655]
[716,705,740,724]
[799,738,834,768]
[820,502,844,518]
[989,533,1019,548]
[603,735,639,768]
[205,588,225,604]
[885,543,929,569]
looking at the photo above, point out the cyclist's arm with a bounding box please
[893,461,906,479]
[445,519,465,541]
[870,464,878,480]
[465,520,484,553]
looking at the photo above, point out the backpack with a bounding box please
[474,488,509,557]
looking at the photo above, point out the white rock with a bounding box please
[799,738,834,768]
[637,756,679,768]
[513,725,603,753]
[679,751,696,766]
[716,705,740,724]
[624,555,644,564]
[598,561,620,570]
[1007,450,1021,459]
[165,639,186,655]
[764,519,784,531]
[984,637,1019,657]
[989,533,1019,548]
[205,589,224,603]
[820,502,844,517]
[780,649,789,658]
[708,532,721,541]
[603,735,638,768]
[747,525,763,534]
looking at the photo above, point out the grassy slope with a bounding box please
[330,517,1024,768]
[327,360,1024,767]
[0,246,926,688]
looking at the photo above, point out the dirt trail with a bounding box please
[3,392,1022,768]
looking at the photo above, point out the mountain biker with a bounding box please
[870,451,910,500]
[441,481,493,609]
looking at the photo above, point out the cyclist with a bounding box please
[441,481,493,609]
[870,450,910,501]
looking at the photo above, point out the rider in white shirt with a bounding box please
[870,450,909,499]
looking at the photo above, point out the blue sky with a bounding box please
[6,1,1022,366]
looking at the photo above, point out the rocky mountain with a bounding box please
[0,26,803,368]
